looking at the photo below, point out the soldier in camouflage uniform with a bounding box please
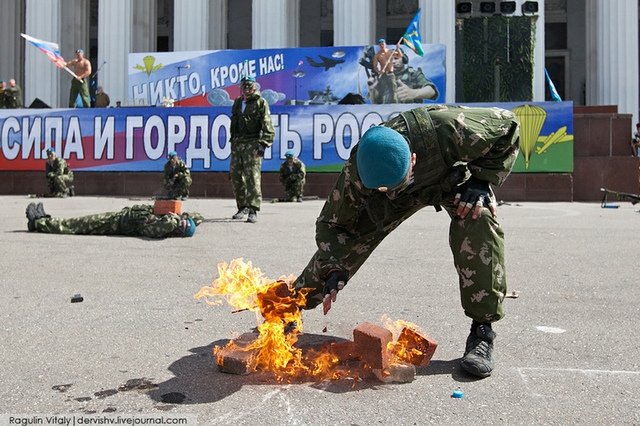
[25,202,201,238]
[369,48,439,104]
[163,151,192,200]
[293,105,520,378]
[229,76,275,223]
[45,148,74,197]
[279,151,306,202]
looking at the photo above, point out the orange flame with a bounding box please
[195,259,343,380]
[195,260,436,380]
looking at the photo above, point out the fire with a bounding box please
[194,259,342,380]
[383,315,438,367]
[195,259,436,381]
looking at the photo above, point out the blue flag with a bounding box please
[402,8,424,57]
[544,68,562,101]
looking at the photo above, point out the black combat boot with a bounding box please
[460,321,496,378]
[232,207,249,220]
[246,209,257,223]
[35,202,50,218]
[25,203,38,232]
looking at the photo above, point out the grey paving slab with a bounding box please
[1,195,639,425]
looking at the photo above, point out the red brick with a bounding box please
[329,341,361,362]
[153,200,182,215]
[394,327,438,367]
[214,332,259,375]
[215,346,257,375]
[372,363,416,383]
[353,322,393,370]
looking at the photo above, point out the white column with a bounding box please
[98,0,131,106]
[25,0,61,108]
[333,0,374,47]
[287,0,299,48]
[132,0,157,53]
[419,0,455,103]
[586,0,639,125]
[209,0,228,49]
[252,0,288,48]
[532,0,545,102]
[174,0,209,51]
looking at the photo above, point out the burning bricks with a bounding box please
[196,259,438,383]
[215,321,437,383]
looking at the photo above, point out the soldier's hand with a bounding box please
[322,270,348,315]
[254,144,266,158]
[396,80,414,102]
[454,176,496,220]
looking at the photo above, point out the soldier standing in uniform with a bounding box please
[65,49,92,108]
[293,105,520,378]
[94,86,110,108]
[26,202,201,238]
[279,150,306,202]
[45,148,74,197]
[0,81,8,108]
[163,151,192,200]
[7,79,23,108]
[229,76,275,223]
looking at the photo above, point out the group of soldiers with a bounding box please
[24,71,522,379]
[0,79,23,108]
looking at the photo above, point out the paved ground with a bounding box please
[1,195,639,425]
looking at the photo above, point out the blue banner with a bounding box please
[0,102,573,173]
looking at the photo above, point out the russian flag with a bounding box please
[21,33,66,69]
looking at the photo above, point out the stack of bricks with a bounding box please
[216,322,437,383]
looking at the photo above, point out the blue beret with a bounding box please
[285,151,295,157]
[241,75,256,83]
[167,151,177,158]
[378,38,386,44]
[357,126,410,189]
[183,217,196,237]
[46,148,55,153]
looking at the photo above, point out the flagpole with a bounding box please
[62,66,80,80]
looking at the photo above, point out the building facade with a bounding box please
[0,0,637,125]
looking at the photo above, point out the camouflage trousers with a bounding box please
[374,73,398,104]
[229,140,264,211]
[69,78,90,108]
[284,179,304,201]
[295,195,507,324]
[167,176,192,199]
[35,212,121,235]
[47,174,73,196]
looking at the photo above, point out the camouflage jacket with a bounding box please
[394,66,439,102]
[313,105,520,278]
[45,157,73,179]
[230,92,275,147]
[118,204,203,238]
[163,158,191,188]
[279,158,306,185]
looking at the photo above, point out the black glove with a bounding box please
[457,176,492,208]
[323,270,348,297]
[254,144,267,157]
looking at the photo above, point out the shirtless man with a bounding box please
[371,39,399,104]
[65,49,92,108]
